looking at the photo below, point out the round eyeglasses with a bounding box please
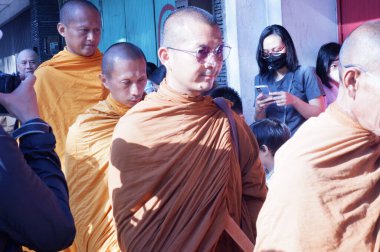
[167,44,232,63]
[261,45,286,59]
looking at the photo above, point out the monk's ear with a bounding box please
[342,68,360,99]
[100,73,110,90]
[57,23,66,37]
[158,47,171,70]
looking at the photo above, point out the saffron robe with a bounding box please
[108,82,267,251]
[254,103,380,251]
[34,48,109,169]
[65,95,129,252]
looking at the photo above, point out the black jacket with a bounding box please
[0,119,75,251]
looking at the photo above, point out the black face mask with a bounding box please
[266,53,287,70]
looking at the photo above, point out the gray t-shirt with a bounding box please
[254,66,324,135]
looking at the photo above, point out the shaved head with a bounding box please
[340,20,380,72]
[161,6,218,47]
[60,0,100,25]
[336,20,380,136]
[102,42,146,77]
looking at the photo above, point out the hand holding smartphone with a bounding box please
[255,84,275,110]
[256,84,274,99]
[255,85,270,97]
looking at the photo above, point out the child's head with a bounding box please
[250,118,290,172]
[208,86,243,116]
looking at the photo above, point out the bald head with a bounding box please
[60,0,100,25]
[336,20,380,136]
[16,49,39,79]
[340,20,380,72]
[16,49,38,63]
[102,42,146,78]
[161,6,218,47]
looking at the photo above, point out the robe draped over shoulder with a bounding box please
[65,95,129,252]
[34,48,109,169]
[109,82,267,252]
[255,103,380,252]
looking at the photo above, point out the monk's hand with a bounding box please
[271,91,295,107]
[255,93,275,112]
[0,74,40,123]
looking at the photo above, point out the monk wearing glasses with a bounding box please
[108,6,267,252]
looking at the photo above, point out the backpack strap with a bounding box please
[213,97,239,154]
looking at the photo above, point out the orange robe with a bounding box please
[65,95,129,252]
[255,103,380,251]
[108,82,267,251]
[34,48,109,169]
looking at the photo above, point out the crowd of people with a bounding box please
[0,0,379,251]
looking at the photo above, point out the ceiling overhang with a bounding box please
[0,0,30,27]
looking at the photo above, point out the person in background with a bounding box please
[145,64,166,93]
[0,74,75,251]
[150,65,166,89]
[254,20,380,251]
[1,49,39,134]
[34,0,108,170]
[254,24,325,135]
[65,42,147,252]
[145,62,157,93]
[316,42,341,107]
[208,86,244,118]
[16,49,39,80]
[249,118,290,185]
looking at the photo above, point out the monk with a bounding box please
[34,0,108,169]
[108,7,267,252]
[254,20,380,252]
[65,42,147,252]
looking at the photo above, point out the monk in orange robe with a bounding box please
[255,21,380,252]
[108,7,267,252]
[34,0,108,170]
[65,42,147,252]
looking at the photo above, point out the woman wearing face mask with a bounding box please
[254,25,325,135]
[316,42,341,107]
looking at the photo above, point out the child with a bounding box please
[250,118,290,185]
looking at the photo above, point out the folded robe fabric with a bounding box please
[34,48,109,169]
[255,103,380,252]
[108,82,267,252]
[65,95,129,252]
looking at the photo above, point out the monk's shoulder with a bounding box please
[35,64,58,79]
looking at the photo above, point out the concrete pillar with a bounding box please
[224,0,274,124]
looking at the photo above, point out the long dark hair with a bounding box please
[256,25,299,76]
[316,42,341,89]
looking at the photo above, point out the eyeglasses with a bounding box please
[262,45,286,59]
[343,63,380,80]
[167,44,231,63]
[343,64,367,72]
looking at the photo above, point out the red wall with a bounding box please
[338,0,380,42]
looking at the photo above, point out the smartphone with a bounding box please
[255,85,270,97]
